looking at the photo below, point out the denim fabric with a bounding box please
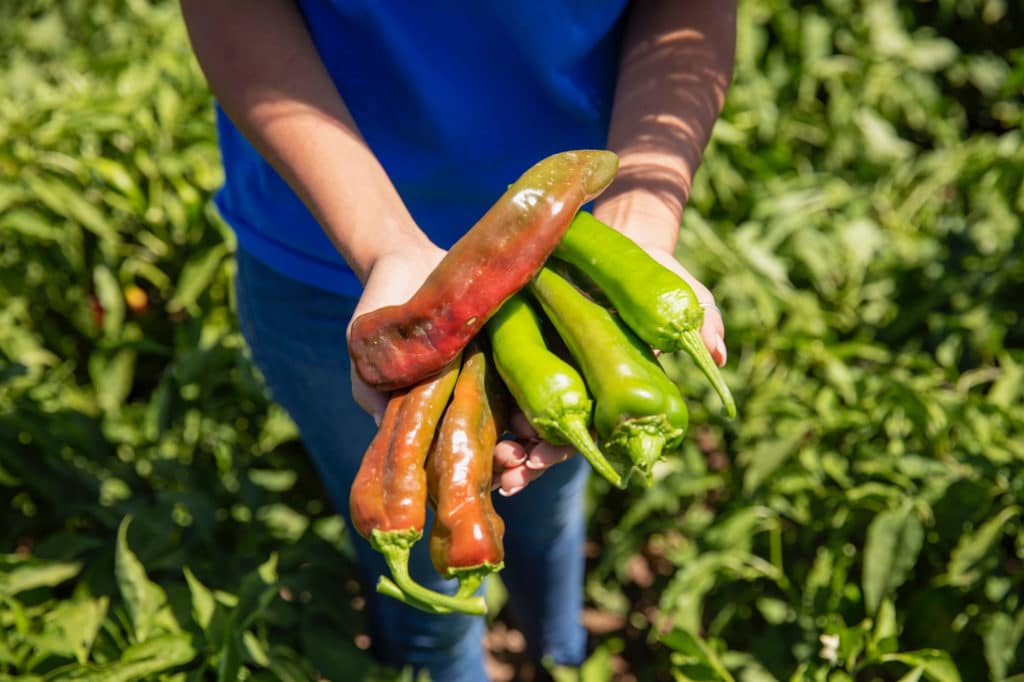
[234,249,589,679]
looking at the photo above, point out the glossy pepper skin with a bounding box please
[349,150,619,392]
[557,209,733,417]
[426,342,506,601]
[554,211,736,418]
[349,358,486,615]
[486,293,626,488]
[529,267,689,485]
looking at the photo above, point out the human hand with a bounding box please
[347,242,447,422]
[633,242,728,367]
[491,411,576,497]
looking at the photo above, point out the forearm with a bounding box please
[593,0,737,252]
[179,0,429,283]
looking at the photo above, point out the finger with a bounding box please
[524,441,576,471]
[509,410,539,440]
[642,251,729,367]
[350,364,387,424]
[494,462,545,497]
[494,439,529,471]
[699,303,728,367]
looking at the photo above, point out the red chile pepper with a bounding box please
[348,150,619,392]
[425,342,507,601]
[349,357,486,615]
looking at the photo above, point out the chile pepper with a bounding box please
[349,150,619,392]
[349,357,486,615]
[553,210,736,418]
[424,341,506,601]
[486,292,626,488]
[528,267,689,484]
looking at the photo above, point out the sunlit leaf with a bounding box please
[862,501,924,614]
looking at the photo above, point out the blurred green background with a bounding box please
[1,1,1021,680]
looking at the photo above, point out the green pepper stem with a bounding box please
[678,328,737,419]
[626,432,667,486]
[450,564,502,600]
[371,529,487,616]
[556,416,628,489]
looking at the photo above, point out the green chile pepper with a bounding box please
[554,211,736,418]
[486,293,626,488]
[528,267,689,484]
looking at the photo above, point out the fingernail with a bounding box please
[373,412,383,426]
[498,486,523,497]
[715,337,727,365]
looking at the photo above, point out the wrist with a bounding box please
[591,187,681,255]
[343,216,437,285]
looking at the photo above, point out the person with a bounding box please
[179,1,736,679]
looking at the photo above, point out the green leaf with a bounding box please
[242,630,270,667]
[114,517,179,642]
[579,643,614,682]
[232,553,278,631]
[0,208,62,242]
[256,503,308,543]
[45,596,109,664]
[0,557,82,596]
[248,468,297,492]
[92,264,125,339]
[741,425,807,493]
[862,501,924,614]
[22,170,121,247]
[880,650,961,682]
[302,626,372,682]
[905,38,959,71]
[854,109,915,163]
[215,633,241,682]
[89,347,136,414]
[947,506,1019,587]
[167,243,230,313]
[661,628,735,682]
[45,633,195,682]
[988,353,1023,409]
[981,612,1019,682]
[183,567,215,632]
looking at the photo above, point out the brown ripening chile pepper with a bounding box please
[348,149,619,392]
[425,342,506,600]
[349,357,486,615]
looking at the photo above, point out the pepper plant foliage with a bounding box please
[0,0,1021,681]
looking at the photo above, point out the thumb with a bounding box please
[351,363,387,425]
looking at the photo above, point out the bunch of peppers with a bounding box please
[349,150,736,615]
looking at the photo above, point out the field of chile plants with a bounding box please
[1,0,1022,680]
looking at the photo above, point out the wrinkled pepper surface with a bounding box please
[349,357,486,615]
[349,150,619,392]
[426,342,506,601]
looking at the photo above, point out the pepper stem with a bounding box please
[557,416,628,489]
[678,329,737,419]
[627,432,667,485]
[450,564,502,601]
[371,529,487,616]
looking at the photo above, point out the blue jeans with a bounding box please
[234,250,589,680]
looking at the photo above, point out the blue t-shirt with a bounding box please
[214,0,630,296]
